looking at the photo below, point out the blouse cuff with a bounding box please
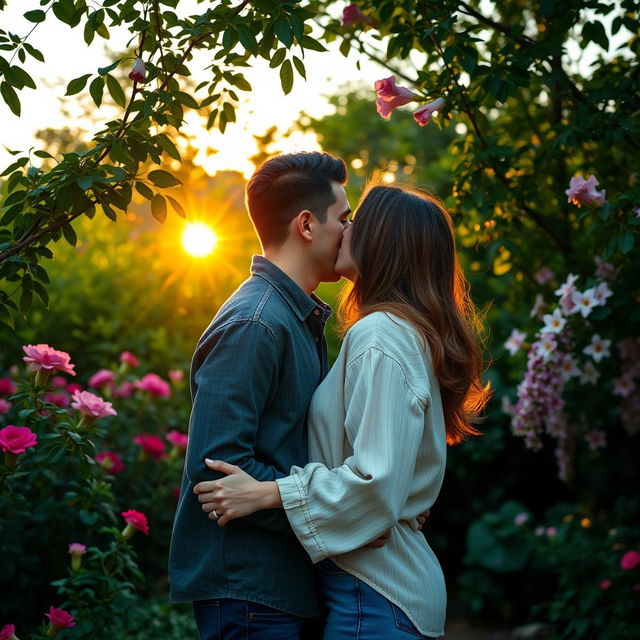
[276,474,330,563]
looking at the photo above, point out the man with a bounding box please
[169,151,351,639]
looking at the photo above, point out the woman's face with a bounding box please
[334,223,358,282]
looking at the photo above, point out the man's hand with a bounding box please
[417,509,431,531]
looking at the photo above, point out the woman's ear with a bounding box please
[292,209,314,242]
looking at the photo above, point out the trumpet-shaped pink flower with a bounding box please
[413,97,446,127]
[374,76,418,120]
[0,378,16,395]
[134,433,167,459]
[95,450,124,474]
[342,3,377,27]
[128,58,146,83]
[0,425,37,454]
[71,390,117,418]
[88,369,116,389]
[135,373,171,398]
[68,542,86,556]
[621,550,640,571]
[120,351,139,367]
[45,606,75,631]
[0,398,11,414]
[22,344,75,376]
[0,624,16,640]
[565,175,606,207]
[166,429,188,449]
[121,509,149,536]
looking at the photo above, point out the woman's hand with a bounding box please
[193,459,281,526]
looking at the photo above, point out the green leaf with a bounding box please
[32,280,49,307]
[23,9,46,23]
[151,194,167,223]
[274,17,293,47]
[619,231,634,254]
[300,35,327,52]
[135,181,153,200]
[98,60,121,76]
[166,195,185,218]
[24,43,45,62]
[148,169,181,188]
[269,48,286,69]
[293,56,306,79]
[175,91,200,109]
[105,74,125,107]
[65,74,91,96]
[582,21,609,51]
[62,223,78,246]
[76,175,95,190]
[9,66,36,89]
[279,59,293,95]
[235,24,258,53]
[156,135,181,161]
[89,76,104,107]
[19,276,32,312]
[0,81,20,116]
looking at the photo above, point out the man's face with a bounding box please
[310,182,351,282]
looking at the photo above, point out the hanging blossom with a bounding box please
[413,98,446,127]
[128,58,147,83]
[565,174,606,207]
[342,3,378,28]
[374,76,419,120]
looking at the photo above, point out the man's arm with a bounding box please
[185,318,292,533]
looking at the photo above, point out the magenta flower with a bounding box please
[565,175,606,207]
[0,624,16,640]
[413,97,446,127]
[128,58,147,83]
[88,369,116,389]
[65,383,83,394]
[374,76,418,120]
[135,373,171,398]
[342,3,377,28]
[621,550,640,571]
[71,390,117,419]
[95,450,125,474]
[22,344,75,376]
[0,425,37,454]
[514,513,529,526]
[0,398,11,415]
[120,351,139,367]
[114,381,135,398]
[0,378,16,395]
[43,393,70,408]
[134,433,167,459]
[45,606,75,635]
[599,579,612,590]
[166,429,188,449]
[121,509,149,537]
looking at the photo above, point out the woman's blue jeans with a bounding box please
[317,559,437,640]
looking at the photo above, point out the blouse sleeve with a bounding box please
[276,347,428,563]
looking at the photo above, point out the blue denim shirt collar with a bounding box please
[251,255,332,323]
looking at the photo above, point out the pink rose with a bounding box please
[0,378,16,395]
[413,97,446,127]
[168,369,184,383]
[0,425,37,454]
[128,58,147,83]
[51,376,67,388]
[95,450,125,474]
[599,579,612,590]
[620,550,640,571]
[44,393,70,408]
[134,433,167,459]
[135,373,171,398]
[114,381,135,398]
[65,383,83,394]
[0,398,11,414]
[120,351,139,367]
[22,344,75,376]
[374,76,418,120]
[565,175,606,208]
[88,369,116,388]
[0,624,15,640]
[71,390,117,419]
[166,429,188,449]
[45,606,75,631]
[121,509,149,536]
[342,3,377,28]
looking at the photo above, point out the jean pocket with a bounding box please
[390,602,423,637]
[193,598,221,609]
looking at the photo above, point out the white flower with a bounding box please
[542,308,566,334]
[530,294,545,318]
[613,375,635,398]
[555,274,579,298]
[593,281,613,305]
[583,334,611,362]
[580,360,600,385]
[536,335,557,362]
[505,329,527,356]
[571,288,598,318]
[560,354,582,381]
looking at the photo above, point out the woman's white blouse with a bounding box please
[276,311,447,637]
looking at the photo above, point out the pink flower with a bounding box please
[168,369,184,383]
[121,509,149,537]
[599,579,612,590]
[71,390,117,418]
[505,329,527,356]
[45,606,75,631]
[413,97,446,127]
[22,344,75,376]
[0,378,16,395]
[565,175,606,208]
[514,512,529,526]
[68,542,86,556]
[88,369,116,388]
[0,398,11,414]
[530,293,545,318]
[594,256,615,279]
[43,393,70,408]
[135,373,171,398]
[534,267,554,284]
[120,351,139,367]
[546,527,557,538]
[620,550,640,571]
[0,624,16,640]
[0,425,37,454]
[613,375,635,398]
[128,58,146,83]
[374,76,418,120]
[114,381,135,398]
[51,376,67,388]
[66,383,83,394]
[134,433,167,459]
[95,450,125,474]
[166,429,188,449]
[342,3,377,28]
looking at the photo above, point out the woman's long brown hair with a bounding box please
[339,183,490,445]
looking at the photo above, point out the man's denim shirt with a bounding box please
[169,256,331,616]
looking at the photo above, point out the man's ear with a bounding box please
[292,210,314,243]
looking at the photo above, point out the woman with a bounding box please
[195,184,489,639]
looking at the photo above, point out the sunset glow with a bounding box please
[182,223,218,257]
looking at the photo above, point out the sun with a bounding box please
[181,223,218,257]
